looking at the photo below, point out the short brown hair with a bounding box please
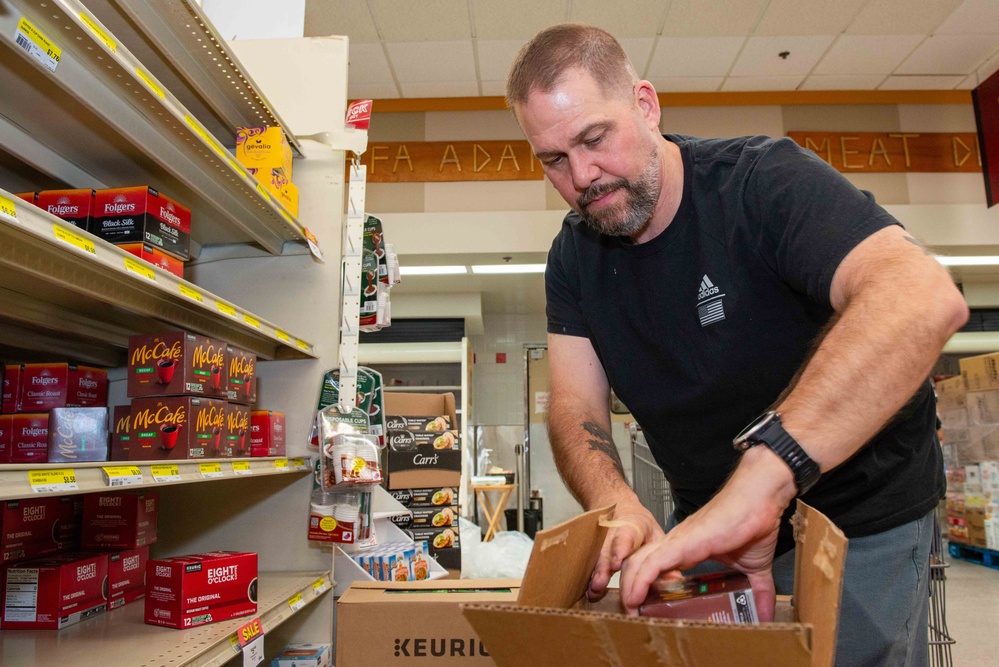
[506,24,638,107]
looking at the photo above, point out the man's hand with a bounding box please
[587,501,665,601]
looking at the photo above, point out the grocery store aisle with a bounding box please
[943,555,999,665]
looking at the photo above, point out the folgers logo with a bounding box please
[21,426,47,437]
[393,637,489,658]
[31,376,58,385]
[48,204,79,215]
[159,206,181,226]
[104,200,137,214]
[132,405,187,430]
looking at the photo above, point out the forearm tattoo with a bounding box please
[582,421,626,478]
[903,235,932,256]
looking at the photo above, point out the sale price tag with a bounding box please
[29,469,78,494]
[199,462,223,479]
[0,194,17,219]
[243,637,264,667]
[236,617,264,647]
[232,461,252,475]
[102,466,144,487]
[150,464,181,483]
[287,592,305,612]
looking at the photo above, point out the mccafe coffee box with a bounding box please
[35,189,96,232]
[10,413,49,463]
[250,410,285,457]
[144,551,258,629]
[225,403,251,457]
[81,491,158,550]
[128,396,227,460]
[110,405,131,461]
[638,570,759,624]
[389,487,458,509]
[47,407,109,463]
[226,345,256,405]
[92,186,191,261]
[118,242,184,278]
[2,364,22,413]
[18,363,108,412]
[1,552,109,629]
[386,429,462,490]
[1,497,61,564]
[128,332,228,399]
[107,545,149,609]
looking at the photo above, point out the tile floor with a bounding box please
[939,552,999,666]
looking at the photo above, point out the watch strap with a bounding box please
[755,419,822,496]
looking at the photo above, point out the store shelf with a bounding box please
[0,189,317,366]
[0,0,307,253]
[0,570,333,667]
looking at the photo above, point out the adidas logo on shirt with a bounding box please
[696,274,726,327]
[698,275,720,300]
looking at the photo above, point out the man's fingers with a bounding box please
[746,570,777,623]
[588,527,641,600]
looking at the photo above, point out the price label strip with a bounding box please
[102,465,144,487]
[216,301,237,318]
[178,284,204,303]
[287,592,305,613]
[199,462,223,479]
[273,459,289,471]
[296,339,310,352]
[292,457,308,471]
[54,225,96,255]
[232,461,252,476]
[79,12,116,53]
[0,194,17,220]
[15,18,60,73]
[312,577,330,596]
[151,464,181,483]
[124,257,156,282]
[243,313,260,329]
[135,67,165,99]
[275,330,290,343]
[29,469,78,494]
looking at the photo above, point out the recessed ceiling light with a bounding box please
[935,256,999,267]
[398,265,468,275]
[470,264,546,274]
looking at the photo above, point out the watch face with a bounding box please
[733,410,777,450]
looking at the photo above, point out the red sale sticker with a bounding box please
[346,99,372,130]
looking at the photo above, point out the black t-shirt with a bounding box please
[546,134,944,555]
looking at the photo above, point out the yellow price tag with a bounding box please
[296,339,309,351]
[135,67,165,99]
[29,468,78,493]
[256,183,271,201]
[199,462,223,478]
[243,313,260,329]
[184,115,227,158]
[178,284,203,303]
[216,302,237,317]
[16,18,61,72]
[274,459,289,471]
[275,330,290,343]
[287,592,305,612]
[54,225,96,255]
[292,457,307,470]
[232,461,252,475]
[312,577,329,594]
[80,13,116,52]
[151,464,181,482]
[279,208,293,224]
[0,194,17,219]
[102,465,144,487]
[124,256,156,282]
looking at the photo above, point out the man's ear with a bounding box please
[634,80,661,131]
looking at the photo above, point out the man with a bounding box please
[507,23,968,666]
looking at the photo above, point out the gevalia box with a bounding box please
[0,552,109,629]
[387,430,461,490]
[227,345,257,404]
[236,126,293,178]
[250,410,285,457]
[2,364,23,413]
[11,413,49,463]
[336,579,520,666]
[128,396,227,460]
[0,414,11,462]
[47,407,109,463]
[127,331,227,399]
[390,487,458,509]
[81,491,158,550]
[245,168,299,217]
[225,403,251,457]
[35,189,96,232]
[118,242,184,278]
[459,501,847,667]
[92,186,191,261]
[144,551,258,629]
[1,497,61,564]
[107,545,149,609]
[110,405,131,461]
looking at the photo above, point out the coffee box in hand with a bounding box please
[144,551,258,629]
[128,332,228,399]
[638,570,759,624]
[0,552,109,629]
[128,396,227,460]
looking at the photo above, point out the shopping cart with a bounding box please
[928,520,956,666]
[629,424,674,528]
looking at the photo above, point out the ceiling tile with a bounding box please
[647,37,745,77]
[755,0,868,36]
[349,82,401,99]
[348,43,395,84]
[619,38,656,75]
[476,40,524,82]
[846,0,963,35]
[649,77,724,92]
[304,0,380,40]
[936,0,999,34]
[879,75,966,89]
[661,0,768,36]
[721,76,804,91]
[480,80,507,96]
[387,41,476,82]
[799,75,886,90]
[371,0,471,41]
[814,35,925,75]
[569,0,666,37]
[401,81,481,98]
[955,75,978,89]
[980,51,999,81]
[896,34,998,74]
[472,0,568,39]
[731,36,835,77]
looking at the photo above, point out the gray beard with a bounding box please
[577,152,660,238]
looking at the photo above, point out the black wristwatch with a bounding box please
[732,411,821,496]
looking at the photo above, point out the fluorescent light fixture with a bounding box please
[399,265,468,276]
[935,256,999,267]
[470,264,547,274]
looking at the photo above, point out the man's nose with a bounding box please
[570,155,599,192]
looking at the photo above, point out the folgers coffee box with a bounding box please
[0,552,109,629]
[47,407,109,463]
[236,126,293,178]
[18,363,108,412]
[81,491,158,550]
[10,413,49,463]
[35,189,96,232]
[92,186,191,261]
[119,242,184,278]
[144,551,258,629]
[1,497,61,564]
[638,570,759,624]
[128,396,227,460]
[408,525,461,573]
[227,345,256,405]
[110,405,131,461]
[0,414,11,462]
[225,403,251,457]
[2,364,22,413]
[107,545,149,609]
[390,487,458,509]
[250,410,285,457]
[128,332,228,399]
[386,429,461,490]
[13,192,35,203]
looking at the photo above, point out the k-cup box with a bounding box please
[225,402,251,457]
[56,495,84,549]
[250,410,285,457]
[272,643,333,667]
[11,413,49,464]
[1,497,61,564]
[92,186,191,261]
[128,396,227,460]
[386,430,461,490]
[118,242,184,278]
[81,491,158,550]
[0,414,11,462]
[144,551,258,629]
[389,487,458,509]
[246,168,299,217]
[639,570,759,624]
[2,364,23,413]
[0,552,109,629]
[71,366,108,407]
[47,407,109,463]
[236,127,293,178]
[18,363,108,412]
[13,192,35,203]
[127,331,228,399]
[227,345,257,405]
[385,415,451,431]
[107,545,149,609]
[110,405,131,461]
[35,189,96,232]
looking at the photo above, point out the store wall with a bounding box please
[469,314,548,426]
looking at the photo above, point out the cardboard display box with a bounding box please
[144,551,257,629]
[961,352,999,392]
[387,429,462,490]
[92,186,191,261]
[459,502,846,667]
[384,393,458,429]
[128,396,227,460]
[81,491,158,550]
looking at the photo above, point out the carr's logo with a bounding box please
[696,274,726,327]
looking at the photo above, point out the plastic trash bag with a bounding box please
[460,517,534,579]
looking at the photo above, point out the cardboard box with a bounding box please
[336,579,520,665]
[385,393,458,429]
[47,407,109,463]
[2,364,21,413]
[225,403,251,457]
[110,405,131,461]
[107,545,149,609]
[119,242,184,278]
[13,192,35,203]
[272,644,332,667]
[128,396,227,461]
[127,331,227,399]
[0,414,11,462]
[144,551,257,629]
[250,410,285,457]
[81,491,158,550]
[35,189,95,232]
[1,497,61,564]
[391,505,458,531]
[227,345,257,405]
[387,430,461,490]
[236,127,293,178]
[92,186,191,261]
[1,552,109,629]
[10,413,49,463]
[981,461,999,492]
[459,502,846,667]
[961,352,999,392]
[390,487,458,509]
[967,506,987,548]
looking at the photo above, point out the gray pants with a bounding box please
[666,510,934,667]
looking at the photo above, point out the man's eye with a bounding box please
[585,135,603,146]
[544,156,565,167]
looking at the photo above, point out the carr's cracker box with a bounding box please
[408,524,461,574]
[386,430,461,490]
[391,505,458,531]
[272,643,333,667]
[389,487,458,509]
[144,551,258,629]
[236,126,293,178]
[128,332,228,399]
[92,186,191,261]
[118,242,184,278]
[35,189,95,232]
[2,364,22,413]
[250,410,285,457]
[385,415,452,431]
[1,497,62,564]
[81,491,158,550]
[128,396,227,460]
[47,407,109,463]
[110,405,131,461]
[1,552,109,629]
[11,413,49,463]
[107,545,150,609]
[225,402,251,457]
[227,345,256,405]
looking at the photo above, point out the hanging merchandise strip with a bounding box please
[339,157,366,412]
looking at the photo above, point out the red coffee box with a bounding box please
[250,410,285,457]
[13,192,35,203]
[56,495,84,550]
[92,186,191,261]
[81,491,158,550]
[107,545,149,609]
[2,364,22,413]
[638,570,759,623]
[144,551,258,629]
[127,331,228,399]
[119,242,184,278]
[35,189,96,232]
[225,403,251,457]
[128,396,227,460]
[1,497,61,564]
[47,407,109,463]
[20,363,69,412]
[110,405,131,461]
[71,365,108,407]
[226,345,256,405]
[11,413,49,463]
[1,552,109,629]
[0,414,11,462]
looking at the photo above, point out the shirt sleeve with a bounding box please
[545,221,591,338]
